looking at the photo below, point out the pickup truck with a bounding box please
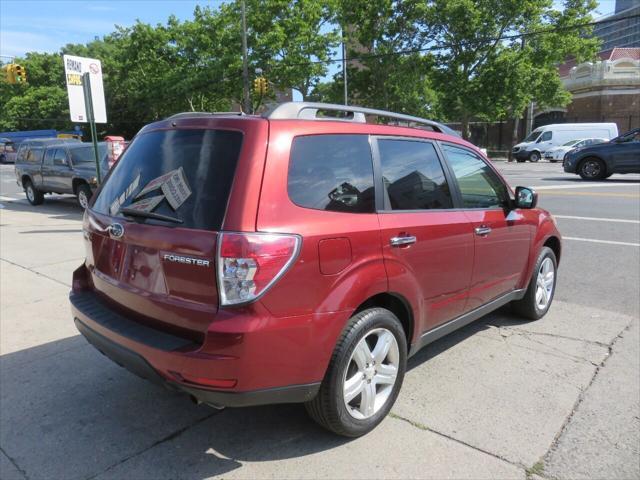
[15,141,107,208]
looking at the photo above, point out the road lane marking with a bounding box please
[564,237,640,247]
[540,191,639,198]
[533,183,640,190]
[554,215,640,224]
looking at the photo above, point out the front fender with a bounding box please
[518,211,562,290]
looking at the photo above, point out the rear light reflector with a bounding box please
[217,232,301,306]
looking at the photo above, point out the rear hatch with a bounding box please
[84,124,245,342]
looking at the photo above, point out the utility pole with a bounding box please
[342,33,348,106]
[241,0,251,114]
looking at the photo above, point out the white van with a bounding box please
[512,123,618,162]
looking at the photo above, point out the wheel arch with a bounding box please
[72,177,88,194]
[353,292,415,347]
[577,155,607,176]
[543,235,561,265]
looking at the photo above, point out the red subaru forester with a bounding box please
[71,102,561,437]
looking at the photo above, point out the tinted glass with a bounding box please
[378,139,452,210]
[43,149,55,165]
[288,135,374,213]
[26,147,44,163]
[93,129,243,230]
[541,131,552,141]
[70,145,107,164]
[443,144,509,209]
[52,149,68,165]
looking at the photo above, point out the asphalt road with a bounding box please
[1,161,638,480]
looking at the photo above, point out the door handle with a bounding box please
[475,226,492,236]
[390,235,417,247]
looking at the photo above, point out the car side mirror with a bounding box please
[515,186,538,209]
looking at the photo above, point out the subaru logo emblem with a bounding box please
[108,223,124,239]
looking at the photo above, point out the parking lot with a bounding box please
[1,160,639,479]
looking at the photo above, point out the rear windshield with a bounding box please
[92,129,243,230]
[70,144,107,164]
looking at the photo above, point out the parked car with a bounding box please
[0,138,18,164]
[563,128,640,180]
[70,103,562,437]
[15,141,108,208]
[512,123,618,162]
[544,138,608,162]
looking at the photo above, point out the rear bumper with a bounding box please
[70,286,342,406]
[74,315,319,407]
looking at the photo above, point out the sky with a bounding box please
[0,0,620,60]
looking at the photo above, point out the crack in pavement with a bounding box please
[389,412,528,473]
[84,410,222,480]
[0,258,70,288]
[477,327,606,367]
[540,319,636,473]
[1,446,29,480]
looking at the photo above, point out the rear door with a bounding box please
[441,144,530,311]
[374,137,474,332]
[50,148,73,192]
[86,126,247,340]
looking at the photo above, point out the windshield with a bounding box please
[92,129,243,230]
[562,140,580,147]
[523,130,541,142]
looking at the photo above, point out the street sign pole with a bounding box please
[82,72,102,184]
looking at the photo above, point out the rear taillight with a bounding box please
[217,232,301,306]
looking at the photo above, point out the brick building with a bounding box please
[534,48,640,133]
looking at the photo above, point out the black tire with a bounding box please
[578,157,606,180]
[0,154,5,164]
[305,307,407,437]
[24,180,44,205]
[512,246,557,320]
[76,184,92,209]
[529,151,541,162]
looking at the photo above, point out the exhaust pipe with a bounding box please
[189,394,225,410]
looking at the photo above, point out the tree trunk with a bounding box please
[461,111,470,141]
[509,116,520,162]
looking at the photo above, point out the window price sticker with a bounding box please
[161,167,192,210]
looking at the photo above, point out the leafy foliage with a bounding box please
[0,0,599,140]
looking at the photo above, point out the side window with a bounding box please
[541,131,552,141]
[52,149,68,166]
[26,147,44,164]
[43,149,55,165]
[378,139,453,210]
[443,144,509,209]
[288,135,374,213]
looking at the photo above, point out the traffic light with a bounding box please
[253,76,268,95]
[2,64,15,84]
[1,64,27,84]
[14,64,27,83]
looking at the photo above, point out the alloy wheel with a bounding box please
[582,160,601,179]
[535,257,555,310]
[26,185,35,202]
[343,328,400,420]
[78,191,89,209]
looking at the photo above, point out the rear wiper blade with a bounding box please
[120,208,183,224]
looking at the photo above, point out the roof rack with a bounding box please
[166,112,245,120]
[263,102,458,136]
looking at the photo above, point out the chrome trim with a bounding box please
[390,235,417,247]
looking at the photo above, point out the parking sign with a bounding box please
[63,55,107,123]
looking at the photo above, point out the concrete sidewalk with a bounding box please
[1,198,638,480]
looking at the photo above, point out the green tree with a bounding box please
[415,0,599,138]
